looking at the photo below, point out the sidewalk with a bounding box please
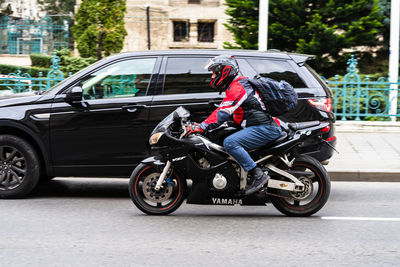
[326,121,400,182]
[0,55,31,67]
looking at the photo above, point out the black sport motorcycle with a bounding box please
[129,107,331,216]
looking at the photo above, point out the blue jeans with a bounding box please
[223,124,282,171]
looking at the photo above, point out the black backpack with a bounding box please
[248,75,298,116]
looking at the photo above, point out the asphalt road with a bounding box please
[1,178,400,267]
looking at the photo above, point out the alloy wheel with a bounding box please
[0,145,26,190]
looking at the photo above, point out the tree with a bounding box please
[72,0,127,60]
[224,0,384,77]
[377,0,390,51]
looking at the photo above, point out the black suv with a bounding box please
[0,50,336,198]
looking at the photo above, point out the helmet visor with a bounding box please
[202,58,216,71]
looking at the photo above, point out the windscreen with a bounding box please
[151,107,190,135]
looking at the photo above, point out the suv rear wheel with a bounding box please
[0,135,40,198]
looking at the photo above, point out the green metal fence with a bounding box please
[0,15,69,55]
[0,53,65,96]
[0,53,399,121]
[101,75,140,97]
[0,53,139,97]
[326,55,400,121]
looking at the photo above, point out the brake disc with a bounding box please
[142,173,173,203]
[290,176,313,200]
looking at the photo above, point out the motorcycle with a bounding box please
[129,107,331,216]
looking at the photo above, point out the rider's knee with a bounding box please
[223,136,237,151]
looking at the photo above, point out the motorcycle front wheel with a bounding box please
[129,163,187,215]
[269,155,331,217]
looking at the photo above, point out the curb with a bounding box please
[335,121,400,133]
[328,170,400,182]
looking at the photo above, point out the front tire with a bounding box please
[129,163,186,215]
[269,155,330,217]
[0,135,40,198]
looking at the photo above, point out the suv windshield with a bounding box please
[41,65,95,95]
[41,57,110,95]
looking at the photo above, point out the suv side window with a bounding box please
[246,58,307,88]
[82,58,156,99]
[163,57,214,94]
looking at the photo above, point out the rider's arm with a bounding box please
[200,83,247,131]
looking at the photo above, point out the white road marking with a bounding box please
[321,216,400,222]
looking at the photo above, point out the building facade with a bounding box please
[123,0,234,51]
[1,0,44,19]
[75,0,234,52]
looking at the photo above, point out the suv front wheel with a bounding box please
[0,135,40,198]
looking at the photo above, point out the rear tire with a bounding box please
[0,135,40,199]
[129,163,186,215]
[269,155,330,217]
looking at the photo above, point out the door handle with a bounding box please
[122,104,146,113]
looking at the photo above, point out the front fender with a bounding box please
[141,156,166,172]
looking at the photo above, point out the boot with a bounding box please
[244,167,270,195]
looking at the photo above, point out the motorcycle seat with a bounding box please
[248,131,288,158]
[251,131,288,153]
[288,121,320,131]
[267,131,288,146]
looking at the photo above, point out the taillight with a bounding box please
[308,97,332,112]
[320,125,330,132]
[325,136,336,142]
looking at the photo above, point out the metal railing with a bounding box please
[324,55,399,121]
[0,53,399,121]
[0,15,69,55]
[0,53,140,98]
[0,53,65,96]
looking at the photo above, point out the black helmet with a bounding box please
[203,55,239,94]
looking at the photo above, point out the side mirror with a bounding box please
[66,86,83,103]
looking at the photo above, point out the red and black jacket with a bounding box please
[200,76,273,131]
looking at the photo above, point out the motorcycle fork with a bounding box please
[154,160,171,191]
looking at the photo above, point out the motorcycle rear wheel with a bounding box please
[129,163,187,215]
[269,155,330,217]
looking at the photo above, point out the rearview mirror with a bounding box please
[66,86,83,103]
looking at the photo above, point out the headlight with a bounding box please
[149,132,164,145]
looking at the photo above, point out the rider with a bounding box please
[185,55,282,195]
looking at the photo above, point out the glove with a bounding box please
[185,122,204,137]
